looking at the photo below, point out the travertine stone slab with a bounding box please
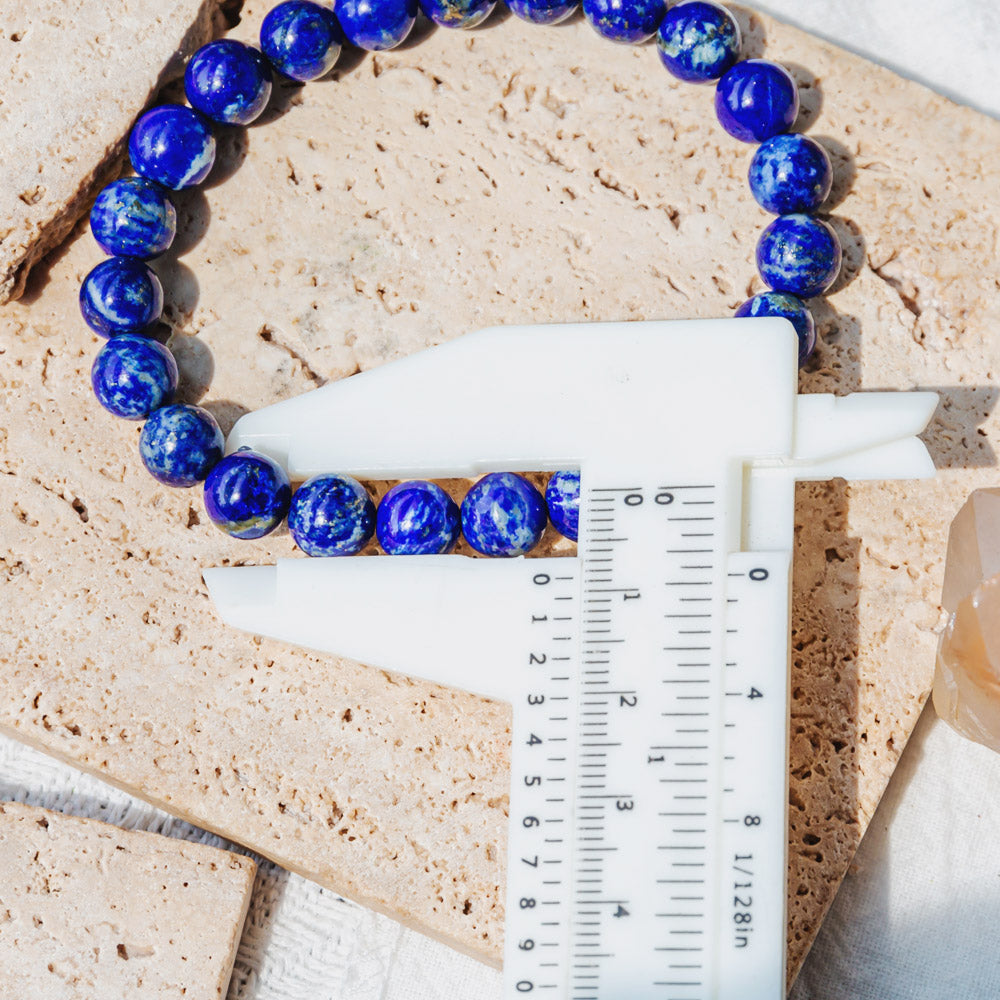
[0,0,229,304]
[1,2,999,987]
[0,801,255,997]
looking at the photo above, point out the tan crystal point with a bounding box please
[933,575,1000,752]
[940,489,1000,613]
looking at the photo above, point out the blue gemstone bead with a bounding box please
[139,404,225,487]
[756,214,841,299]
[582,0,666,43]
[748,133,832,215]
[507,0,578,25]
[735,291,816,366]
[260,1,343,81]
[185,39,272,126]
[289,474,376,556]
[461,472,547,557]
[336,0,417,50]
[91,334,178,419]
[545,471,580,542]
[657,1,740,83]
[128,105,216,191]
[79,258,163,338]
[715,59,798,143]
[376,481,461,554]
[203,450,292,539]
[420,0,496,28]
[90,178,176,259]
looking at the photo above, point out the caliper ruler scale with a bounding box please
[203,319,936,1000]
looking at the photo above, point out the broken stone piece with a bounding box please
[933,489,1000,751]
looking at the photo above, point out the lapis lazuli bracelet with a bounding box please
[80,0,841,558]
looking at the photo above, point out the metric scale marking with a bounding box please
[203,318,936,1000]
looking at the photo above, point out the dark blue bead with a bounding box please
[203,450,291,539]
[377,481,461,554]
[756,214,841,299]
[336,0,417,50]
[139,404,224,487]
[545,471,580,542]
[582,0,666,43]
[657,1,740,83]
[748,133,832,214]
[735,291,816,366]
[90,178,176,259]
[289,474,376,556]
[420,0,496,28]
[91,335,178,420]
[261,1,343,81]
[79,258,163,338]
[715,59,798,143]
[461,473,547,557]
[506,0,578,24]
[184,40,272,125]
[128,105,216,191]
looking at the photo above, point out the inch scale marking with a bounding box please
[203,319,936,999]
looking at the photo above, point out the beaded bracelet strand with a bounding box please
[79,0,841,559]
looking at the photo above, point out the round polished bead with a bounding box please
[507,0,578,24]
[656,1,740,83]
[336,0,417,50]
[139,404,225,487]
[545,471,580,542]
[376,481,461,555]
[79,258,163,338]
[582,0,666,44]
[91,334,178,419]
[203,450,292,539]
[756,214,841,299]
[289,474,376,556]
[461,472,547,557]
[748,133,832,215]
[128,105,216,191]
[420,0,496,28]
[715,59,798,143]
[736,291,816,366]
[185,39,272,125]
[90,178,177,259]
[260,1,343,81]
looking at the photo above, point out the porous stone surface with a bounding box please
[1,2,999,987]
[0,0,230,304]
[0,801,255,997]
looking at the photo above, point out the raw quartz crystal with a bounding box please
[933,489,1000,750]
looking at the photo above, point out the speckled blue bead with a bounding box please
[336,0,417,51]
[420,0,496,28]
[139,404,225,487]
[736,291,816,366]
[656,1,740,83]
[506,0,578,25]
[203,450,292,539]
[289,474,376,556]
[756,214,841,299]
[748,133,832,215]
[582,0,666,44]
[128,105,216,191]
[79,258,163,338]
[91,335,178,420]
[184,39,272,125]
[461,473,547,557]
[376,481,461,555]
[715,59,798,143]
[90,178,176,259]
[260,1,343,81]
[545,471,580,542]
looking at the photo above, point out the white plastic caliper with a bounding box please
[204,318,936,1000]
